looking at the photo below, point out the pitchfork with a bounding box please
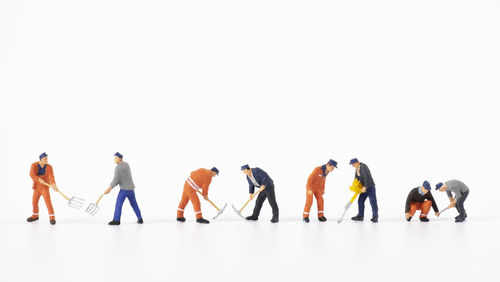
[85,194,104,216]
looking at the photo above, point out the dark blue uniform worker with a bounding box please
[241,165,279,223]
[350,158,379,222]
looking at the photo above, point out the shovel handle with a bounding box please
[239,190,261,212]
[195,190,220,210]
[43,183,70,201]
[95,194,105,205]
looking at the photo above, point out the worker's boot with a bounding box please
[371,217,378,223]
[455,214,466,223]
[270,217,279,223]
[318,216,327,222]
[246,215,258,221]
[137,218,144,224]
[50,219,56,225]
[27,217,39,223]
[419,217,429,222]
[176,217,186,222]
[303,217,310,223]
[406,216,412,222]
[108,220,121,225]
[196,218,210,224]
[455,213,467,219]
[351,216,364,222]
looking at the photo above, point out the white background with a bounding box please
[1,1,499,282]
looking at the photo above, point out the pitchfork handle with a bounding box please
[43,183,70,200]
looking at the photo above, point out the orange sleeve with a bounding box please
[201,170,212,196]
[29,163,38,183]
[47,165,55,185]
[307,167,321,191]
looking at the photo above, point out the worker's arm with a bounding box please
[47,166,59,191]
[247,177,255,200]
[29,163,44,185]
[428,193,439,216]
[105,167,119,194]
[201,176,212,200]
[404,191,413,218]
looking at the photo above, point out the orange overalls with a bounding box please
[409,201,433,218]
[303,166,327,218]
[177,168,212,219]
[29,162,56,220]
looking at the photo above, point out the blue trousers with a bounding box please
[113,190,142,221]
[357,187,378,218]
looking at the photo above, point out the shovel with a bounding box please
[195,190,227,220]
[85,194,105,216]
[232,190,261,219]
[44,183,84,209]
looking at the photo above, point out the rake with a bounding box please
[195,190,227,220]
[85,194,105,216]
[44,183,84,209]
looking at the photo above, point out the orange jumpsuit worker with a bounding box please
[177,167,219,224]
[303,159,337,223]
[27,152,59,225]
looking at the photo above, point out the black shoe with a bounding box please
[406,216,412,222]
[371,217,378,223]
[351,216,364,222]
[270,218,279,223]
[27,217,39,223]
[196,218,210,224]
[137,219,144,224]
[50,219,56,225]
[303,217,310,223]
[455,213,468,219]
[108,220,120,225]
[419,217,429,222]
[246,215,258,221]
[176,217,186,222]
[318,216,327,222]
[455,215,466,223]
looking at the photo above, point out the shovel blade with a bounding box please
[212,203,227,220]
[231,204,245,219]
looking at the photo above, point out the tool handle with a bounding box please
[96,194,105,205]
[43,183,70,200]
[349,192,360,203]
[195,190,220,210]
[239,190,261,212]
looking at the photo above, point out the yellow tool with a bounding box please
[43,183,84,209]
[195,189,227,220]
[337,179,363,223]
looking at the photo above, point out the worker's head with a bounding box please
[435,182,447,192]
[349,158,360,168]
[114,152,123,164]
[326,159,338,172]
[421,181,431,194]
[39,152,48,165]
[241,164,251,176]
[211,167,219,177]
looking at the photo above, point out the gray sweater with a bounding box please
[110,161,135,190]
[445,179,469,200]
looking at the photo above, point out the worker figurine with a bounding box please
[349,158,379,223]
[104,152,143,225]
[303,159,337,223]
[435,180,470,222]
[177,167,219,224]
[27,152,59,225]
[241,164,279,223]
[405,181,440,222]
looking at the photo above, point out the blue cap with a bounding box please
[349,158,359,165]
[114,152,123,159]
[435,182,444,190]
[327,159,338,168]
[39,152,48,160]
[241,164,250,170]
[422,181,431,190]
[211,167,219,175]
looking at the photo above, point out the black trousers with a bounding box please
[252,184,279,219]
[456,190,469,216]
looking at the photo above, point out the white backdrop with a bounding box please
[1,1,499,281]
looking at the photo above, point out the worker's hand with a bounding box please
[50,184,59,192]
[322,191,325,195]
[361,187,367,193]
[448,203,455,209]
[260,185,266,191]
[104,187,112,195]
[307,190,313,196]
[405,212,411,219]
[38,178,47,185]
[203,195,209,201]
[249,193,255,200]
[435,212,440,217]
